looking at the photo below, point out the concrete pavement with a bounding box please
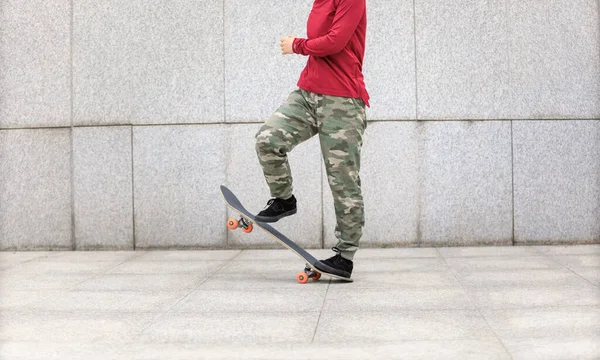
[0,245,599,359]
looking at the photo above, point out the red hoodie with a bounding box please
[292,0,370,107]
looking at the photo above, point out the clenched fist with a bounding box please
[280,35,296,55]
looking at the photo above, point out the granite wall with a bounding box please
[1,0,599,250]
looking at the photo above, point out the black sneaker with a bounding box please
[255,195,297,222]
[316,247,353,279]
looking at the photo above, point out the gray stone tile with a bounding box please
[325,122,419,248]
[106,260,225,275]
[314,310,495,342]
[507,1,600,119]
[571,268,600,286]
[73,127,134,250]
[224,1,310,122]
[0,252,54,262]
[533,245,600,256]
[552,255,600,269]
[0,129,72,250]
[351,271,462,290]
[73,0,224,125]
[6,343,120,360]
[226,125,322,249]
[453,268,592,288]
[169,288,326,313]
[0,290,61,311]
[468,283,600,309]
[1,272,95,291]
[133,125,227,248]
[71,274,208,292]
[0,0,70,128]
[0,252,55,270]
[354,248,439,259]
[0,341,120,360]
[356,258,450,273]
[200,272,328,290]
[114,340,511,360]
[323,287,475,312]
[363,0,416,120]
[513,120,600,244]
[0,310,160,343]
[415,1,511,119]
[419,121,513,245]
[136,312,319,345]
[41,251,142,262]
[7,259,123,276]
[503,336,600,360]
[134,250,240,262]
[26,290,187,313]
[443,256,561,271]
[438,246,539,258]
[481,306,600,339]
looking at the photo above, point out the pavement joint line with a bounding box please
[538,255,600,290]
[63,251,150,291]
[117,250,246,348]
[0,253,58,271]
[434,248,515,359]
[310,278,331,343]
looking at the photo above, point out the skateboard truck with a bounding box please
[296,265,321,284]
[227,217,253,233]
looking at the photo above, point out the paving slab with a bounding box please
[532,244,600,256]
[134,250,241,262]
[169,287,327,313]
[71,273,209,292]
[0,310,160,343]
[438,246,540,258]
[0,341,120,360]
[443,256,562,271]
[135,312,320,345]
[451,268,589,288]
[24,290,190,313]
[0,252,56,269]
[571,267,600,286]
[322,287,474,312]
[0,247,598,359]
[467,283,600,309]
[112,340,512,360]
[550,255,600,268]
[313,309,496,342]
[480,306,600,339]
[502,336,600,360]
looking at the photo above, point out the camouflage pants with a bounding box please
[255,88,367,260]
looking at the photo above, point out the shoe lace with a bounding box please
[264,198,275,209]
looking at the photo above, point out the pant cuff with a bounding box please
[340,251,355,261]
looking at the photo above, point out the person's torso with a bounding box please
[298,0,370,106]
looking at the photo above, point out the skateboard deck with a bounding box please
[219,185,352,283]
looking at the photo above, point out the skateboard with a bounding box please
[219,185,352,284]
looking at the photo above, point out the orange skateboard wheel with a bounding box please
[242,224,253,233]
[227,218,238,229]
[296,272,309,284]
[313,272,321,281]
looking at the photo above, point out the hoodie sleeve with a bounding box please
[293,0,365,57]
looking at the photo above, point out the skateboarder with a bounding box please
[254,0,369,279]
